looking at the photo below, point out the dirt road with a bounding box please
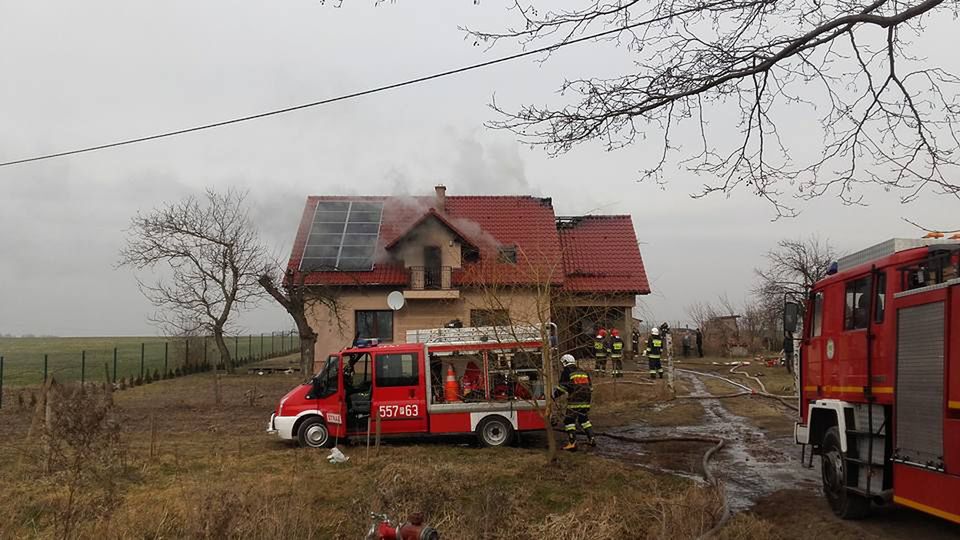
[592,360,960,538]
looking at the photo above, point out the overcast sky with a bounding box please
[1,0,957,336]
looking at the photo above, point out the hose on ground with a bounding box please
[728,363,768,394]
[564,429,730,538]
[676,368,799,412]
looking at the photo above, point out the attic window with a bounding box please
[497,245,517,264]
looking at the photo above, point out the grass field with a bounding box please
[0,334,298,387]
[0,360,750,540]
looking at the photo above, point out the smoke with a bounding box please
[443,129,535,196]
[447,216,501,249]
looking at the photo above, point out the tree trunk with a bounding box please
[213,329,233,374]
[299,329,317,376]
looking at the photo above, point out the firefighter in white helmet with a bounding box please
[644,327,665,379]
[553,354,596,450]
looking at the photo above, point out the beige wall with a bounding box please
[307,287,547,372]
[393,219,462,269]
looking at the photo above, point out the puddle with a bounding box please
[595,372,820,511]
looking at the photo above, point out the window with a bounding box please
[811,291,824,337]
[345,352,372,391]
[844,277,872,330]
[356,310,393,342]
[310,355,339,398]
[462,244,480,263]
[471,309,511,327]
[874,272,886,323]
[376,353,419,387]
[497,245,517,264]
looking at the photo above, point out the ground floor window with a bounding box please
[356,310,393,342]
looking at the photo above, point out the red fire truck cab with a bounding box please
[267,326,548,448]
[791,238,960,524]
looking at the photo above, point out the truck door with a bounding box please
[372,350,428,434]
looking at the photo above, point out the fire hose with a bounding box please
[674,368,799,412]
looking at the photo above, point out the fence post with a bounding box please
[164,342,169,374]
[81,350,86,385]
[234,335,239,363]
[204,337,208,368]
[248,335,252,363]
[185,339,190,370]
[44,353,48,383]
[0,356,4,409]
[140,342,145,379]
[113,347,118,383]
[271,332,275,356]
[260,333,264,359]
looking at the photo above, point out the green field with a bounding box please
[0,333,298,387]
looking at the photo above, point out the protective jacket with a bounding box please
[611,336,624,358]
[555,366,592,408]
[645,336,664,359]
[593,337,607,358]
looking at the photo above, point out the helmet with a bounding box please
[597,328,607,338]
[611,328,620,337]
[651,327,660,336]
[560,354,577,367]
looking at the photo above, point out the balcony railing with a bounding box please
[409,266,453,290]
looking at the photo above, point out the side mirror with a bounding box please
[783,302,800,334]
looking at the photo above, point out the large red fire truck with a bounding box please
[267,326,548,448]
[789,238,960,523]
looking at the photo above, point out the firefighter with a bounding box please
[644,327,664,379]
[593,328,608,376]
[631,327,641,369]
[610,328,624,378]
[554,354,595,450]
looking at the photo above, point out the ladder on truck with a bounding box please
[406,324,545,346]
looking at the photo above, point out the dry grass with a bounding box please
[0,364,734,540]
[591,376,706,428]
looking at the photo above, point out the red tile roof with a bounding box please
[287,194,649,294]
[288,195,564,286]
[558,216,650,294]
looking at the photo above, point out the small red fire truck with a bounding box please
[267,325,548,448]
[789,238,960,523]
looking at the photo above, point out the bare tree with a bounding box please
[754,236,840,309]
[469,1,960,216]
[258,269,344,376]
[120,188,267,374]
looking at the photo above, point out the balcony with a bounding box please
[405,266,459,299]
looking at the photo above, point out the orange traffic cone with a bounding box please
[444,364,461,403]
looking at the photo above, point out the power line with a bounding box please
[0,19,649,169]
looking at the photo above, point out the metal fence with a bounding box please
[0,331,301,408]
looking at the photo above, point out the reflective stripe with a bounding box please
[649,370,657,374]
[569,404,591,409]
[554,386,568,394]
[581,422,593,429]
[564,424,576,431]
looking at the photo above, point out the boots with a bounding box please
[562,440,577,451]
[659,372,664,379]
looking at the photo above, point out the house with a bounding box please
[285,186,650,365]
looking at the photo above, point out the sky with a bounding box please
[1,0,957,336]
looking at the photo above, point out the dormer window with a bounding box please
[497,245,517,264]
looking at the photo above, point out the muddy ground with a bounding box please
[591,356,960,538]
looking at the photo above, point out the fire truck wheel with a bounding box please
[477,416,514,448]
[297,417,331,448]
[821,426,870,519]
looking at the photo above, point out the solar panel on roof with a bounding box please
[300,201,383,272]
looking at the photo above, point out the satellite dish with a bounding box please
[387,291,405,311]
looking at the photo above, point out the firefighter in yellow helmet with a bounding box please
[644,327,665,379]
[554,354,595,450]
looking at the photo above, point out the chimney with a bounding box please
[434,184,446,213]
